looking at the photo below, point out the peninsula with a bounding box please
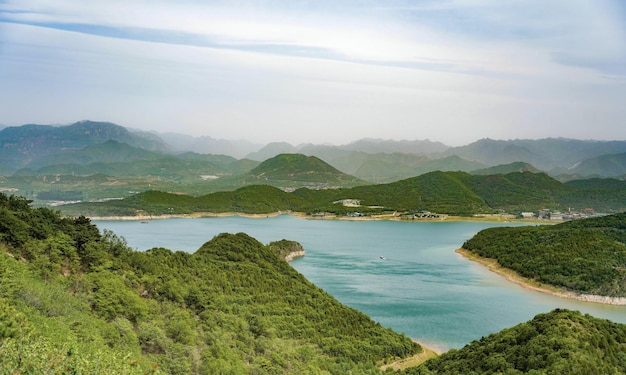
[459,212,626,304]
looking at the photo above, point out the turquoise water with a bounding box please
[94,215,626,351]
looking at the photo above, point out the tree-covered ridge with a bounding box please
[61,170,626,217]
[404,309,626,374]
[249,154,354,181]
[343,171,490,214]
[470,161,541,176]
[462,213,626,297]
[0,193,420,374]
[461,171,571,212]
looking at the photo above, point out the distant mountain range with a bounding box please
[438,138,626,173]
[1,120,626,182]
[245,138,449,161]
[0,121,169,175]
[246,138,626,181]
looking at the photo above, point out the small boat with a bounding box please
[379,256,386,260]
[140,221,149,224]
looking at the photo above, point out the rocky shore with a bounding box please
[284,250,305,262]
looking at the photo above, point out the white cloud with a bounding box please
[1,1,625,144]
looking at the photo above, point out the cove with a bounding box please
[94,215,626,351]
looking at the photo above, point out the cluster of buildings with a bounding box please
[519,208,598,221]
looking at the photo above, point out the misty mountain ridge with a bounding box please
[13,141,252,180]
[557,152,626,179]
[0,121,170,174]
[246,138,449,161]
[1,120,626,181]
[342,137,449,154]
[441,137,626,172]
[247,137,626,180]
[471,162,541,175]
[23,140,162,170]
[156,131,262,159]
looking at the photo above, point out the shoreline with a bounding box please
[456,248,626,306]
[284,250,305,262]
[87,211,548,224]
[88,211,303,221]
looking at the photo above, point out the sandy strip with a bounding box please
[88,211,548,224]
[88,211,302,221]
[456,248,626,306]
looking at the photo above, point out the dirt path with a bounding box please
[380,341,440,371]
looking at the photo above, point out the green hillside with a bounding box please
[461,171,571,212]
[62,185,309,216]
[60,171,626,217]
[6,193,626,374]
[561,178,626,212]
[340,171,491,215]
[205,153,367,190]
[404,309,626,374]
[311,170,622,216]
[244,153,364,185]
[461,213,626,297]
[0,193,420,373]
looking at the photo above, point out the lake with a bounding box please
[94,215,626,351]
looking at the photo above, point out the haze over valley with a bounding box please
[2,120,626,219]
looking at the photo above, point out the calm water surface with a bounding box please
[95,215,626,351]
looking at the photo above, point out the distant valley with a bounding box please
[1,120,625,211]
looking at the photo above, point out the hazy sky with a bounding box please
[1,1,625,146]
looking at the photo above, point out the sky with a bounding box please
[1,1,625,146]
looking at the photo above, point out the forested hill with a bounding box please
[208,153,367,189]
[404,309,626,374]
[461,212,626,298]
[0,192,419,374]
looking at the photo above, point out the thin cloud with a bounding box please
[0,1,624,145]
[4,0,621,75]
